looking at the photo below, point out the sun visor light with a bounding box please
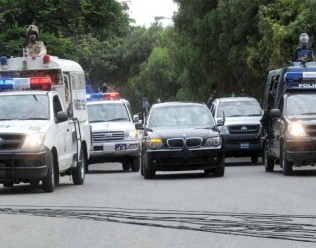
[285,72,316,83]
[87,92,120,101]
[14,78,31,90]
[0,56,8,69]
[104,92,120,99]
[30,77,52,90]
[43,55,50,68]
[0,76,52,91]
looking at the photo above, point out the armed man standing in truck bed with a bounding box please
[24,25,47,59]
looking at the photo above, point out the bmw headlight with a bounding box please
[147,138,163,149]
[288,123,306,137]
[22,133,45,148]
[205,136,222,147]
[125,129,138,139]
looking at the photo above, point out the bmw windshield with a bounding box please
[148,105,214,129]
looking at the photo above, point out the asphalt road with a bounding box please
[1,158,316,248]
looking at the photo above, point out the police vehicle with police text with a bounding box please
[0,54,91,192]
[263,61,316,175]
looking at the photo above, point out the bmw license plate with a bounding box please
[115,144,126,151]
[240,143,250,149]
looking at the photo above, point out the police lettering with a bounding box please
[298,83,316,88]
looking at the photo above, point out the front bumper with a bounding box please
[0,146,50,183]
[90,140,141,159]
[285,138,316,163]
[223,134,263,157]
[145,147,224,171]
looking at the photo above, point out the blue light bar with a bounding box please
[0,78,14,90]
[284,72,303,82]
[285,72,316,82]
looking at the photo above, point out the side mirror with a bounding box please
[270,109,281,119]
[56,111,68,123]
[135,123,144,130]
[216,111,225,125]
[217,118,224,125]
[133,115,140,123]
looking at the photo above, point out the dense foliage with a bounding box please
[0,0,315,113]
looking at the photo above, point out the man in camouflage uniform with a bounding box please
[25,25,47,59]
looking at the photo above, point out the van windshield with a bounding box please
[0,94,49,120]
[286,94,316,115]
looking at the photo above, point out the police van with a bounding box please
[263,61,316,175]
[0,54,91,192]
[86,92,141,172]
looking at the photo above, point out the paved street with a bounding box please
[1,158,316,248]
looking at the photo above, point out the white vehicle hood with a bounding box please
[0,120,49,134]
[91,121,135,132]
[224,116,262,125]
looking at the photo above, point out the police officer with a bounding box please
[25,25,47,59]
[293,33,314,62]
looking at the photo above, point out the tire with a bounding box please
[3,182,14,187]
[281,143,293,175]
[264,141,274,172]
[131,156,140,172]
[84,161,89,174]
[212,158,225,177]
[72,148,86,185]
[251,156,258,163]
[42,152,55,193]
[122,161,131,171]
[142,154,155,179]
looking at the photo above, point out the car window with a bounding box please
[88,102,130,122]
[217,100,262,117]
[148,105,214,128]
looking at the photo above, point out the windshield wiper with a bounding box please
[89,120,107,123]
[107,118,129,122]
[21,118,48,120]
[300,112,316,115]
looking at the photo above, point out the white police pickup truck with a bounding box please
[0,54,91,192]
[86,92,141,172]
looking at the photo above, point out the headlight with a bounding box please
[288,123,306,137]
[22,133,45,148]
[221,126,230,134]
[125,130,138,139]
[147,138,163,149]
[205,136,222,147]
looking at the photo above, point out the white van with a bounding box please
[0,55,91,192]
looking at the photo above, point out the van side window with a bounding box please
[53,95,63,121]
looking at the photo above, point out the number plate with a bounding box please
[115,144,126,151]
[240,143,250,149]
